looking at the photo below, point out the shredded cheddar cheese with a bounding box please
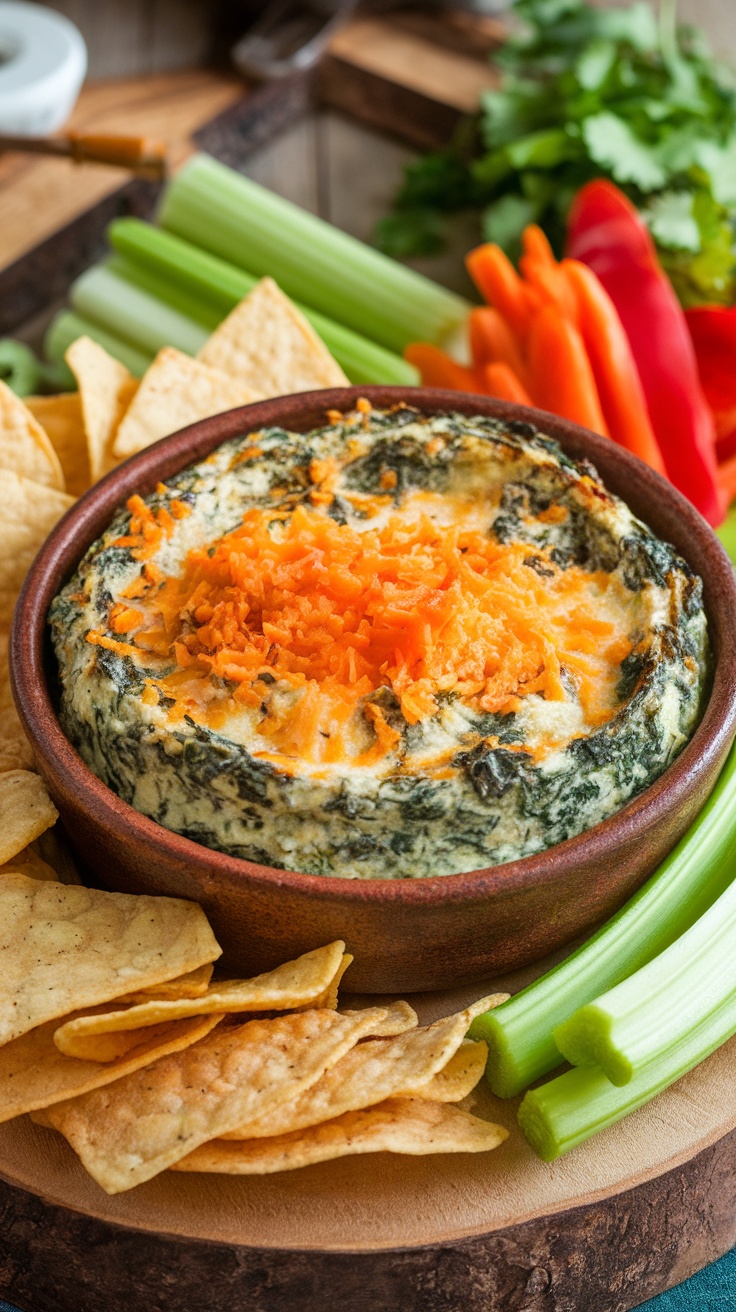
[94,492,637,766]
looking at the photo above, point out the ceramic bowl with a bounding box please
[12,387,736,991]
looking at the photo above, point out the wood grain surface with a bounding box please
[43,0,215,79]
[0,6,500,282]
[0,70,243,274]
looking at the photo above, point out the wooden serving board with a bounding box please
[2,960,736,1312]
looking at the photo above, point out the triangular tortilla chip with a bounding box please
[0,589,19,632]
[31,826,83,885]
[36,1005,392,1192]
[198,277,348,396]
[54,941,348,1058]
[113,347,258,460]
[0,471,74,596]
[221,994,504,1141]
[66,337,138,481]
[172,1097,508,1175]
[2,845,60,882]
[26,393,91,497]
[0,634,34,772]
[353,1000,418,1037]
[117,963,214,1004]
[0,1013,220,1123]
[414,1038,489,1103]
[0,874,221,1046]
[0,771,58,864]
[308,951,353,1011]
[0,381,65,490]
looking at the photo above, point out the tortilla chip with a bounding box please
[0,873,221,1046]
[0,381,65,490]
[173,1097,508,1175]
[37,1005,392,1192]
[0,472,74,597]
[25,393,90,497]
[0,770,58,864]
[0,590,19,633]
[0,634,34,772]
[0,1013,220,1124]
[309,952,353,1011]
[2,845,59,882]
[414,1039,489,1103]
[31,826,83,885]
[198,278,348,396]
[113,347,258,460]
[117,963,214,1004]
[54,941,347,1056]
[360,1000,418,1036]
[65,338,138,482]
[221,994,503,1142]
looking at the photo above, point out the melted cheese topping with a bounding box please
[87,482,645,771]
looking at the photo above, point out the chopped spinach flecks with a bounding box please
[49,406,708,879]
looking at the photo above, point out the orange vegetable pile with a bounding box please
[406,226,666,476]
[90,489,636,767]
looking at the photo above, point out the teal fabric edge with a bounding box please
[636,1243,736,1311]
[2,1247,736,1311]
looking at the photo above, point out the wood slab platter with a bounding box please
[2,957,736,1312]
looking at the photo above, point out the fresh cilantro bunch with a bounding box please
[375,0,736,306]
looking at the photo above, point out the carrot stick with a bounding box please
[521,224,557,269]
[562,260,666,475]
[527,304,610,436]
[468,307,531,390]
[404,342,483,393]
[466,243,533,337]
[521,259,579,321]
[482,362,533,407]
[519,227,577,320]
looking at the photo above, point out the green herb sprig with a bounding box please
[376,0,736,307]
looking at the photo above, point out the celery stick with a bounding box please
[71,266,209,358]
[109,217,256,313]
[555,834,736,1085]
[519,990,736,1160]
[158,154,470,355]
[469,744,736,1097]
[108,219,420,386]
[44,310,152,378]
[107,255,222,332]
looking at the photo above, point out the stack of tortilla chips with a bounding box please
[0,855,508,1195]
[0,282,509,1197]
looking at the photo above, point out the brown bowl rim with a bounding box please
[11,385,736,908]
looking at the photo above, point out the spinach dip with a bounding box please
[50,404,708,879]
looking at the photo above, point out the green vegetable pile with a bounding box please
[376,0,736,307]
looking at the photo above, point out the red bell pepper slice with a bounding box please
[685,306,736,464]
[567,180,722,526]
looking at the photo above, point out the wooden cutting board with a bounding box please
[0,7,501,334]
[0,66,315,333]
[319,8,503,149]
[2,959,736,1312]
